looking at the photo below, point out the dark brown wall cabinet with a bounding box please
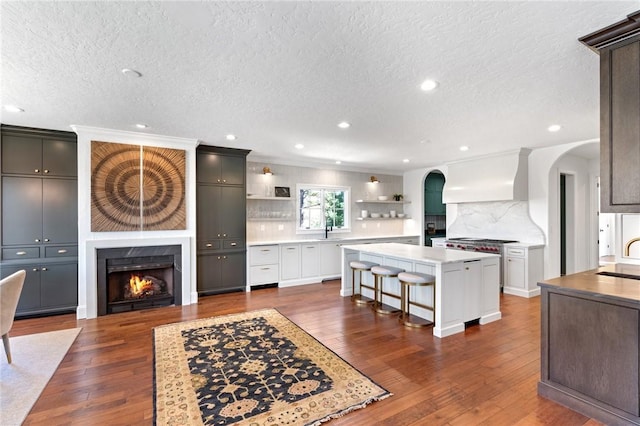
[580,11,640,213]
[0,125,78,317]
[196,145,250,295]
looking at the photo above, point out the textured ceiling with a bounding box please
[1,1,638,174]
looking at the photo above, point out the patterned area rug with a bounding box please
[153,308,391,425]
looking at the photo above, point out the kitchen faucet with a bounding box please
[325,222,333,239]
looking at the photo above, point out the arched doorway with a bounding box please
[423,170,446,246]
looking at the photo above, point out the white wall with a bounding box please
[247,162,407,242]
[528,139,599,278]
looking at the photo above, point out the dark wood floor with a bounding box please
[12,280,602,426]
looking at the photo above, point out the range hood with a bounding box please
[442,148,531,203]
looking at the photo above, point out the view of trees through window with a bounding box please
[298,185,349,231]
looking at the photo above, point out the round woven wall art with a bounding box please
[91,142,185,231]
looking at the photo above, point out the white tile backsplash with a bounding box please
[247,162,405,242]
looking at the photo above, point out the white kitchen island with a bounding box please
[341,243,501,338]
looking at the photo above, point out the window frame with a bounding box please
[296,183,351,234]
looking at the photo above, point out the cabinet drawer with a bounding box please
[507,248,525,257]
[223,239,244,250]
[249,245,279,265]
[199,240,221,251]
[45,245,78,258]
[2,247,39,260]
[250,264,279,285]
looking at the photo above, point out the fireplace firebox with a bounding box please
[97,245,181,316]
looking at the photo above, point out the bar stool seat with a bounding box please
[349,260,379,305]
[371,265,404,314]
[397,271,436,328]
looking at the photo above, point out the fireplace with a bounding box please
[97,245,182,316]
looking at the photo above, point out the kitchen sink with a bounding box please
[596,271,640,280]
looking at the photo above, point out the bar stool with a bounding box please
[370,265,404,314]
[397,271,436,328]
[349,260,379,305]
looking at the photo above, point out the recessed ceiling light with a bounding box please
[420,79,439,91]
[548,124,562,132]
[459,146,469,152]
[135,123,148,129]
[121,68,142,78]
[295,144,304,149]
[337,121,350,129]
[335,160,342,164]
[403,159,410,163]
[3,105,24,113]
[226,134,237,141]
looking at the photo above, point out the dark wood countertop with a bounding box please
[539,263,640,303]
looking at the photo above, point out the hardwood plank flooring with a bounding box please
[10,280,602,425]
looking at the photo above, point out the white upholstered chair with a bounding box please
[1,270,26,363]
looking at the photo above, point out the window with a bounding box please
[297,184,350,232]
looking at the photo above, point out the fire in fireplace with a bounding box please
[97,245,182,315]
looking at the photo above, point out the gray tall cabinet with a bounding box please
[196,145,250,295]
[0,125,78,317]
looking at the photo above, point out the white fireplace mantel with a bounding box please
[71,126,199,319]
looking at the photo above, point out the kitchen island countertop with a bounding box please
[247,234,419,247]
[341,242,499,264]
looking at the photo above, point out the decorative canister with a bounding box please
[361,210,369,218]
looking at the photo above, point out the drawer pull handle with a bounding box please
[58,249,68,254]
[287,248,296,250]
[32,268,38,272]
[223,234,227,237]
[34,169,40,173]
[206,243,213,247]
[35,239,40,242]
[230,242,237,246]
[261,267,270,270]
[42,267,48,271]
[261,249,271,252]
[16,251,27,256]
[44,238,50,242]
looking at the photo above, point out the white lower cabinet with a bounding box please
[320,242,341,276]
[301,244,319,278]
[248,236,420,289]
[503,244,544,298]
[463,260,482,322]
[280,244,300,281]
[248,245,279,286]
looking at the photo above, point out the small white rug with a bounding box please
[0,328,81,426]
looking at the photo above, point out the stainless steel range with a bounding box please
[444,238,518,286]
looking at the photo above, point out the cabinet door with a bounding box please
[463,260,482,322]
[197,185,221,242]
[196,151,221,184]
[2,177,43,245]
[1,265,41,312]
[197,253,221,292]
[40,263,77,308]
[301,244,319,278]
[1,135,42,175]
[42,139,77,177]
[219,186,245,240]
[319,243,341,276]
[43,179,78,244]
[280,244,300,280]
[219,252,246,291]
[219,155,245,185]
[506,256,526,289]
[601,38,640,212]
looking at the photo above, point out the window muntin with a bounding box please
[297,185,349,232]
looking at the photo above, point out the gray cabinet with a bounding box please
[196,145,250,295]
[580,12,640,213]
[2,177,77,246]
[0,125,78,317]
[1,133,77,177]
[197,252,246,294]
